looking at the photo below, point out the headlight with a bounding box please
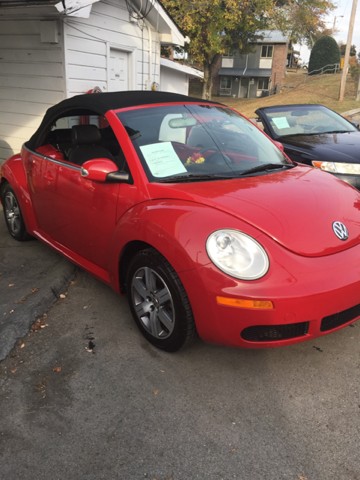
[312,161,360,175]
[206,229,269,280]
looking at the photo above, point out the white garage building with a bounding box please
[0,0,203,161]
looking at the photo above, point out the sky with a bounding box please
[330,0,360,48]
[297,0,360,63]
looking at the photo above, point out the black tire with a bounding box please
[1,183,31,241]
[126,248,196,352]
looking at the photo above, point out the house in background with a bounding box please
[160,57,203,95]
[215,30,289,98]
[0,0,202,162]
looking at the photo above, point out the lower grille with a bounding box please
[241,322,309,342]
[321,303,360,332]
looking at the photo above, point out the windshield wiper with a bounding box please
[241,163,294,176]
[291,129,352,136]
[157,173,235,183]
[323,130,352,134]
[281,132,307,137]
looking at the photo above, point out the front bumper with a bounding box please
[180,240,360,348]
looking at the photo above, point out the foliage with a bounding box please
[308,35,340,75]
[350,64,360,80]
[161,0,273,98]
[350,64,360,101]
[272,0,335,46]
[161,0,335,98]
[339,43,357,57]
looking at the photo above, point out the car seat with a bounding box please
[68,125,115,165]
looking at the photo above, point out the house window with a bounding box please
[219,76,232,96]
[221,57,234,68]
[258,78,269,90]
[261,45,273,58]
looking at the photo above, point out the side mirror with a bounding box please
[80,158,130,183]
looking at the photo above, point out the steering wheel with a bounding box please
[198,148,233,166]
[306,125,324,133]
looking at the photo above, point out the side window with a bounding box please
[39,112,126,168]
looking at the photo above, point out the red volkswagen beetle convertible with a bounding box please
[1,91,360,351]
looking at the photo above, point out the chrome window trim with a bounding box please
[24,145,81,171]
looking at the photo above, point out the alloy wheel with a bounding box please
[4,191,22,237]
[131,266,175,339]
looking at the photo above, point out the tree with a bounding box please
[308,35,340,74]
[161,0,274,99]
[162,0,335,98]
[272,0,335,47]
[350,64,360,101]
[339,43,357,57]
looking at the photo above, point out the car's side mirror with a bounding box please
[80,158,130,183]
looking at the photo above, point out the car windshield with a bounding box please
[117,104,290,182]
[262,105,358,138]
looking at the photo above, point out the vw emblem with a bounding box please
[332,221,349,241]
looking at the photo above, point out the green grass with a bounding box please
[214,70,360,118]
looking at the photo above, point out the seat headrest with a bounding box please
[71,125,101,145]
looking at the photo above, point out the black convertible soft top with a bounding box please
[45,90,214,115]
[27,90,217,149]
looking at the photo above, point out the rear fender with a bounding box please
[0,154,36,233]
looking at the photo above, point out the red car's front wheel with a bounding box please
[127,248,196,352]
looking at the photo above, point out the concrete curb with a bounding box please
[342,108,360,117]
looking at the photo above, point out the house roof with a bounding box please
[219,68,272,78]
[132,0,187,46]
[160,58,203,79]
[255,30,289,44]
[0,0,57,4]
[0,0,186,45]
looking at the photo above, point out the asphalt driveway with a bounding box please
[0,207,75,361]
[1,253,360,479]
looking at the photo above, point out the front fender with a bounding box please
[107,199,263,292]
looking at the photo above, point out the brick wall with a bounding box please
[271,44,288,91]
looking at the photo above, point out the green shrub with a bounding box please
[350,64,360,80]
[308,36,341,75]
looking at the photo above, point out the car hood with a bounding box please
[152,165,360,257]
[281,131,360,162]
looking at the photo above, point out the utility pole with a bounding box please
[339,0,358,101]
[332,15,343,32]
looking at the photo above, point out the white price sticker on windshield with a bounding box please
[272,117,290,129]
[140,142,186,178]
